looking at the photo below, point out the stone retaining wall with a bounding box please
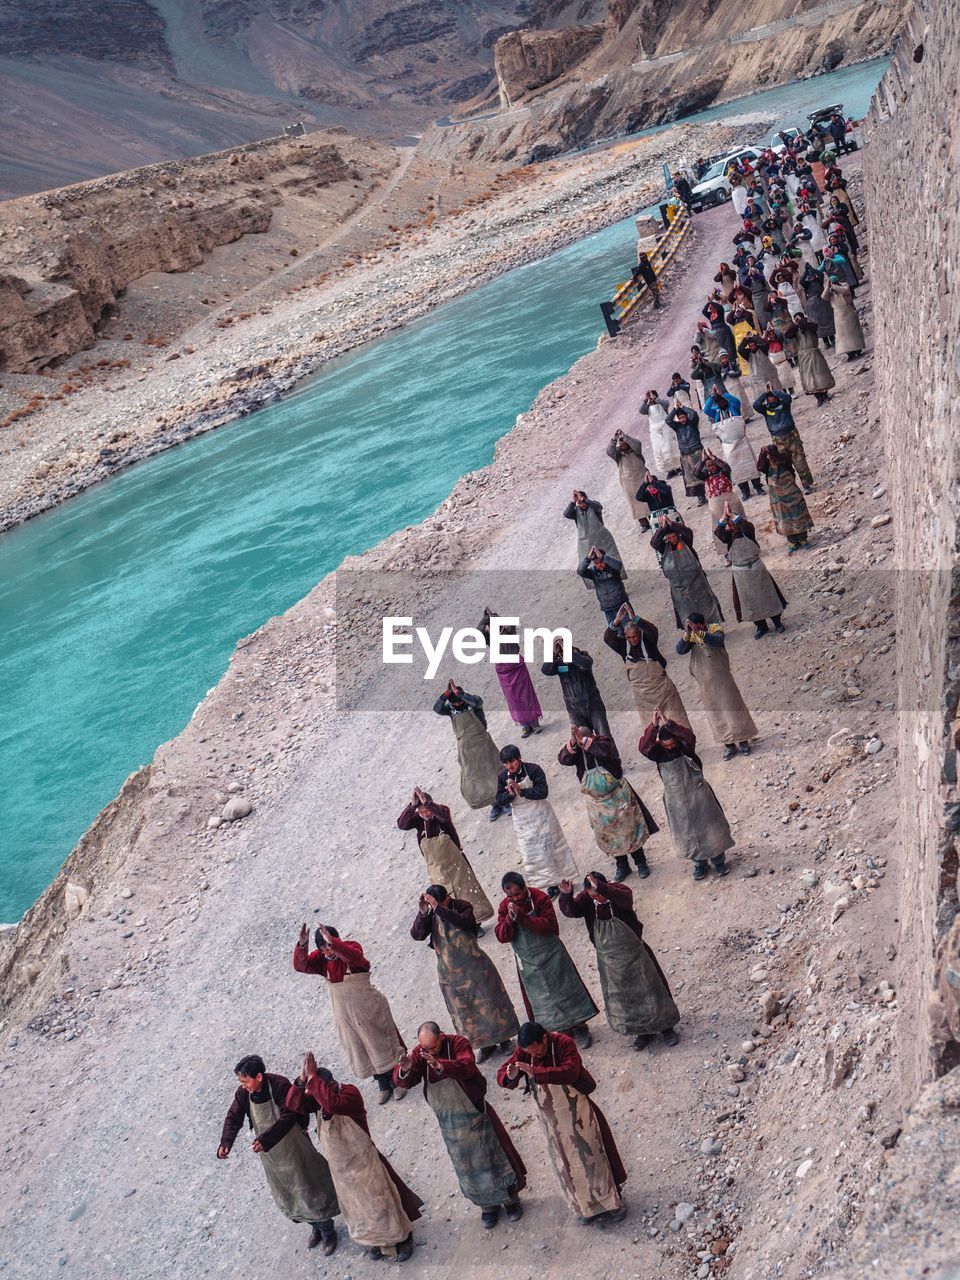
[863,0,960,1099]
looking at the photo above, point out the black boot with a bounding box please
[752,477,764,494]
[754,620,769,639]
[692,861,708,880]
[772,615,786,633]
[632,850,651,879]
[613,855,632,883]
[738,482,751,500]
[711,854,730,876]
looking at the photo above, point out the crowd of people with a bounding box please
[216,129,867,1265]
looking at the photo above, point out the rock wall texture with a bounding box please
[864,0,960,1098]
[0,134,363,374]
[494,24,606,106]
[820,8,960,1276]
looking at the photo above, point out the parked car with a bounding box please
[688,146,763,211]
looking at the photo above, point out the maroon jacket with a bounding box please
[638,718,702,770]
[410,898,478,948]
[293,935,370,984]
[397,800,461,848]
[286,1075,423,1221]
[219,1072,306,1153]
[494,885,558,944]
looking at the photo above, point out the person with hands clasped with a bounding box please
[293,922,407,1105]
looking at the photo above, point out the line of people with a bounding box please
[216,137,866,1269]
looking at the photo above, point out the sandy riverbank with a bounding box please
[0,116,768,534]
[0,163,916,1279]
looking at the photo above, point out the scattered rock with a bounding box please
[674,1201,696,1224]
[63,882,90,918]
[795,1158,813,1180]
[221,797,253,822]
[870,513,891,528]
[700,1137,723,1156]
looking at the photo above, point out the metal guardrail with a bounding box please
[599,206,691,337]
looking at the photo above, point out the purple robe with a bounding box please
[495,661,542,726]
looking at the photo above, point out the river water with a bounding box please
[0,59,887,919]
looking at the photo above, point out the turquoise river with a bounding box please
[0,60,887,919]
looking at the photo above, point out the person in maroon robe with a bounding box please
[393,1024,526,1227]
[495,874,599,1049]
[294,925,406,1101]
[497,1025,627,1223]
[558,875,680,1049]
[287,1058,422,1261]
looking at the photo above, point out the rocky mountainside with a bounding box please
[0,0,898,197]
[425,0,899,163]
[0,0,535,196]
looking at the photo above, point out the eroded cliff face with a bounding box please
[462,0,897,164]
[0,133,391,373]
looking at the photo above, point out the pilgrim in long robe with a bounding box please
[559,881,679,1038]
[294,935,403,1080]
[650,522,723,629]
[757,446,814,544]
[640,397,681,475]
[603,619,691,731]
[676,625,758,746]
[495,886,598,1030]
[557,737,658,862]
[703,396,760,484]
[606,432,650,523]
[497,1033,626,1220]
[715,516,787,623]
[794,319,835,394]
[480,613,543,729]
[639,720,734,864]
[397,799,494,923]
[495,761,579,890]
[823,278,865,354]
[287,1075,421,1256]
[394,1036,526,1210]
[540,646,612,739]
[219,1072,339,1229]
[410,898,518,1049]
[434,688,501,809]
[563,496,625,585]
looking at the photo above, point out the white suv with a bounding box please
[689,147,764,211]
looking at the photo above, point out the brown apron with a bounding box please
[626,660,690,730]
[419,832,493,923]
[315,1111,411,1251]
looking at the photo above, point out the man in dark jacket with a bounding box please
[577,546,630,625]
[665,405,707,503]
[541,639,612,738]
[633,251,661,306]
[218,1054,340,1254]
[751,384,814,490]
